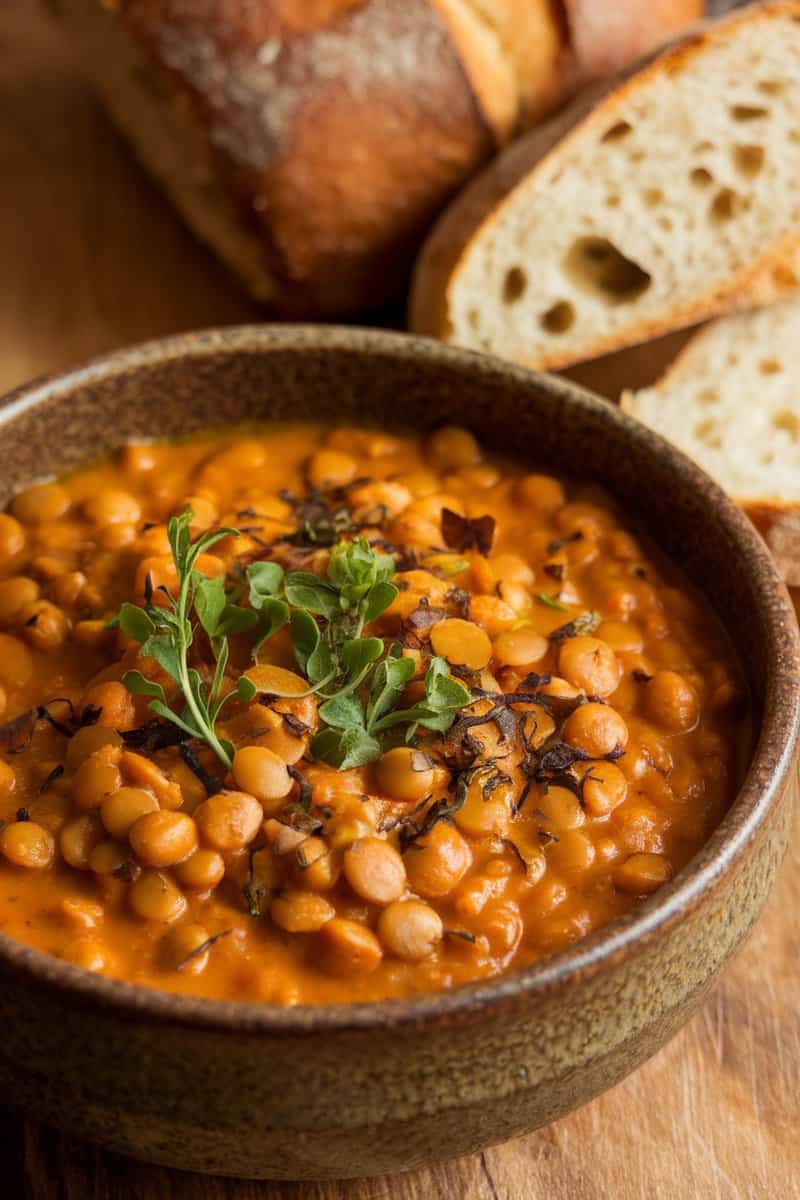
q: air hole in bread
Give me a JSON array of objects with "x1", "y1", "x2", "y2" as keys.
[
  {"x1": 758, "y1": 80, "x2": 785, "y2": 95},
  {"x1": 563, "y1": 238, "x2": 651, "y2": 304},
  {"x1": 698, "y1": 389, "x2": 719, "y2": 406},
  {"x1": 643, "y1": 188, "x2": 663, "y2": 208},
  {"x1": 503, "y1": 267, "x2": 527, "y2": 304},
  {"x1": 710, "y1": 188, "x2": 742, "y2": 223},
  {"x1": 657, "y1": 216, "x2": 673, "y2": 232},
  {"x1": 629, "y1": 149, "x2": 645, "y2": 163},
  {"x1": 467, "y1": 308, "x2": 480, "y2": 331},
  {"x1": 601, "y1": 120, "x2": 633, "y2": 143},
  {"x1": 690, "y1": 167, "x2": 713, "y2": 188},
  {"x1": 733, "y1": 144, "x2": 765, "y2": 176},
  {"x1": 730, "y1": 104, "x2": 769, "y2": 121},
  {"x1": 693, "y1": 141, "x2": 713, "y2": 154},
  {"x1": 761, "y1": 450, "x2": 775, "y2": 465},
  {"x1": 759, "y1": 358, "x2": 781, "y2": 375},
  {"x1": 694, "y1": 418, "x2": 722, "y2": 449},
  {"x1": 606, "y1": 194, "x2": 621, "y2": 208},
  {"x1": 540, "y1": 301, "x2": 576, "y2": 334},
  {"x1": 773, "y1": 411, "x2": 800, "y2": 440}
]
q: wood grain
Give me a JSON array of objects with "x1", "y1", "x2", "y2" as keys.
[{"x1": 4, "y1": 4, "x2": 799, "y2": 1198}]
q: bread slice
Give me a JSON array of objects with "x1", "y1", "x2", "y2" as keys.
[
  {"x1": 623, "y1": 297, "x2": 800, "y2": 584},
  {"x1": 410, "y1": 2, "x2": 800, "y2": 370}
]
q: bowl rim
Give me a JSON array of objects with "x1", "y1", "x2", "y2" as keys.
[{"x1": 1, "y1": 323, "x2": 798, "y2": 1034}]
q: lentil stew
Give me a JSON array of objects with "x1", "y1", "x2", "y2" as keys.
[{"x1": 0, "y1": 424, "x2": 748, "y2": 1004}]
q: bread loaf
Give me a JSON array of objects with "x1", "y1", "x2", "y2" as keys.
[
  {"x1": 623, "y1": 297, "x2": 800, "y2": 584},
  {"x1": 51, "y1": 0, "x2": 701, "y2": 317},
  {"x1": 410, "y1": 2, "x2": 800, "y2": 369}
]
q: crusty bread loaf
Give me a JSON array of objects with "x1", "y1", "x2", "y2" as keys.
[
  {"x1": 410, "y1": 2, "x2": 800, "y2": 370},
  {"x1": 623, "y1": 297, "x2": 800, "y2": 584},
  {"x1": 50, "y1": 0, "x2": 701, "y2": 317}
]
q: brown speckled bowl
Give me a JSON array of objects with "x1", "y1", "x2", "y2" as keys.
[{"x1": 0, "y1": 327, "x2": 796, "y2": 1180}]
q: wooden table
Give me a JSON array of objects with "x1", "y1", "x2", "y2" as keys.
[{"x1": 3, "y1": 5, "x2": 798, "y2": 1198}]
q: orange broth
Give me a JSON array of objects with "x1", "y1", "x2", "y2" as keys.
[{"x1": 0, "y1": 424, "x2": 747, "y2": 1003}]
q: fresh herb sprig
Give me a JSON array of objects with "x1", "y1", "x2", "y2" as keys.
[
  {"x1": 115, "y1": 510, "x2": 472, "y2": 772},
  {"x1": 116, "y1": 512, "x2": 260, "y2": 769}
]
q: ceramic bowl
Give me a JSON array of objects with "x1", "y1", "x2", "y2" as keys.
[{"x1": 0, "y1": 327, "x2": 796, "y2": 1180}]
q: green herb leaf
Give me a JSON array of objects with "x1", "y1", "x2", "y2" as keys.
[
  {"x1": 236, "y1": 676, "x2": 258, "y2": 704},
  {"x1": 366, "y1": 654, "x2": 415, "y2": 728},
  {"x1": 194, "y1": 573, "x2": 227, "y2": 637},
  {"x1": 284, "y1": 572, "x2": 340, "y2": 616},
  {"x1": 317, "y1": 694, "x2": 365, "y2": 730},
  {"x1": 253, "y1": 598, "x2": 290, "y2": 659},
  {"x1": 117, "y1": 603, "x2": 155, "y2": 644},
  {"x1": 290, "y1": 609, "x2": 320, "y2": 671},
  {"x1": 362, "y1": 581, "x2": 399, "y2": 625},
  {"x1": 247, "y1": 561, "x2": 284, "y2": 604},
  {"x1": 121, "y1": 669, "x2": 166, "y2": 702},
  {"x1": 536, "y1": 593, "x2": 569, "y2": 612},
  {"x1": 311, "y1": 725, "x2": 381, "y2": 769},
  {"x1": 139, "y1": 635, "x2": 182, "y2": 684}
]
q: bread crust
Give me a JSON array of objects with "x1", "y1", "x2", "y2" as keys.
[
  {"x1": 54, "y1": 0, "x2": 701, "y2": 317},
  {"x1": 410, "y1": 2, "x2": 800, "y2": 366}
]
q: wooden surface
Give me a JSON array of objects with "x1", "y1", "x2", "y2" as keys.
[{"x1": 3, "y1": 5, "x2": 798, "y2": 1198}]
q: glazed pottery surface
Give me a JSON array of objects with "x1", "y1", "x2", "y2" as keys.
[{"x1": 0, "y1": 327, "x2": 796, "y2": 1179}]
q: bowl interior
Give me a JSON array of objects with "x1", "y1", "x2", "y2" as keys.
[{"x1": 0, "y1": 324, "x2": 796, "y2": 1026}]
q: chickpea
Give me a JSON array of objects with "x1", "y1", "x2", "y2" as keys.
[
  {"x1": 468, "y1": 595, "x2": 517, "y2": 636},
  {"x1": 73, "y1": 619, "x2": 113, "y2": 649},
  {"x1": 430, "y1": 618, "x2": 491, "y2": 670},
  {"x1": 174, "y1": 847, "x2": 225, "y2": 891},
  {"x1": 82, "y1": 681, "x2": 136, "y2": 732},
  {"x1": 270, "y1": 889, "x2": 335, "y2": 933},
  {"x1": 20, "y1": 600, "x2": 69, "y2": 651},
  {"x1": 88, "y1": 840, "x2": 131, "y2": 875},
  {"x1": 453, "y1": 770, "x2": 513, "y2": 837},
  {"x1": 0, "y1": 634, "x2": 33, "y2": 687},
  {"x1": 426, "y1": 426, "x2": 480, "y2": 471},
  {"x1": 614, "y1": 852, "x2": 672, "y2": 894},
  {"x1": 194, "y1": 790, "x2": 263, "y2": 852},
  {"x1": 128, "y1": 870, "x2": 187, "y2": 922},
  {"x1": 536, "y1": 786, "x2": 585, "y2": 832},
  {"x1": 0, "y1": 576, "x2": 39, "y2": 625},
  {"x1": 644, "y1": 671, "x2": 700, "y2": 732},
  {"x1": 0, "y1": 820, "x2": 55, "y2": 869},
  {"x1": 577, "y1": 762, "x2": 628, "y2": 816},
  {"x1": 13, "y1": 482, "x2": 70, "y2": 524},
  {"x1": 101, "y1": 787, "x2": 159, "y2": 839},
  {"x1": 66, "y1": 725, "x2": 123, "y2": 770},
  {"x1": 343, "y1": 837, "x2": 407, "y2": 905},
  {"x1": 375, "y1": 747, "x2": 436, "y2": 803},
  {"x1": 291, "y1": 836, "x2": 339, "y2": 891},
  {"x1": 492, "y1": 627, "x2": 548, "y2": 668},
  {"x1": 129, "y1": 811, "x2": 198, "y2": 867},
  {"x1": 318, "y1": 917, "x2": 383, "y2": 976},
  {"x1": 348, "y1": 480, "x2": 412, "y2": 521},
  {"x1": 548, "y1": 830, "x2": 596, "y2": 873},
  {"x1": 378, "y1": 899, "x2": 443, "y2": 961},
  {"x1": 306, "y1": 449, "x2": 358, "y2": 490},
  {"x1": 134, "y1": 555, "x2": 179, "y2": 604},
  {"x1": 515, "y1": 474, "x2": 565, "y2": 513},
  {"x1": 481, "y1": 900, "x2": 523, "y2": 958},
  {"x1": 59, "y1": 813, "x2": 105, "y2": 869},
  {"x1": 563, "y1": 702, "x2": 628, "y2": 758},
  {"x1": 232, "y1": 746, "x2": 292, "y2": 811},
  {"x1": 165, "y1": 922, "x2": 212, "y2": 975},
  {"x1": 72, "y1": 748, "x2": 122, "y2": 811},
  {"x1": 0, "y1": 513, "x2": 25, "y2": 562},
  {"x1": 122, "y1": 443, "x2": 157, "y2": 473},
  {"x1": 403, "y1": 821, "x2": 471, "y2": 898},
  {"x1": 84, "y1": 489, "x2": 142, "y2": 526},
  {"x1": 558, "y1": 636, "x2": 622, "y2": 698},
  {"x1": 241, "y1": 704, "x2": 308, "y2": 766},
  {"x1": 119, "y1": 751, "x2": 183, "y2": 810},
  {"x1": 490, "y1": 554, "x2": 535, "y2": 588}
]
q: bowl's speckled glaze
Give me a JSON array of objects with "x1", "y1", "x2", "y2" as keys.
[{"x1": 0, "y1": 327, "x2": 796, "y2": 1180}]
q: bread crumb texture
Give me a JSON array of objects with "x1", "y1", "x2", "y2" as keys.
[
  {"x1": 625, "y1": 297, "x2": 800, "y2": 503},
  {"x1": 445, "y1": 5, "x2": 800, "y2": 366}
]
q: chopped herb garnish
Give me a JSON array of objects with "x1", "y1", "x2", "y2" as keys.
[
  {"x1": 535, "y1": 593, "x2": 569, "y2": 612},
  {"x1": 441, "y1": 509, "x2": 496, "y2": 557}
]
